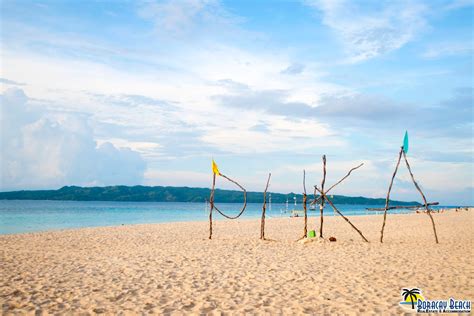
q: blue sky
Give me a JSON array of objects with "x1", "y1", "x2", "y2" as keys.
[{"x1": 1, "y1": 0, "x2": 472, "y2": 204}]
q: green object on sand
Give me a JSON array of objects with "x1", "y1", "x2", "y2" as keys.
[
  {"x1": 307, "y1": 230, "x2": 316, "y2": 238},
  {"x1": 403, "y1": 131, "x2": 409, "y2": 154}
]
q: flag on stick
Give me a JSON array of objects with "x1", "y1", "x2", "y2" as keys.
[
  {"x1": 403, "y1": 131, "x2": 409, "y2": 154},
  {"x1": 212, "y1": 159, "x2": 220, "y2": 176}
]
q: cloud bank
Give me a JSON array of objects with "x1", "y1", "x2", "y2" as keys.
[{"x1": 0, "y1": 88, "x2": 146, "y2": 190}]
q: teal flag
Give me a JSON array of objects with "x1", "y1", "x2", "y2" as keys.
[{"x1": 403, "y1": 131, "x2": 409, "y2": 153}]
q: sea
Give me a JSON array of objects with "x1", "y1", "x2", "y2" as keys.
[{"x1": 0, "y1": 200, "x2": 456, "y2": 234}]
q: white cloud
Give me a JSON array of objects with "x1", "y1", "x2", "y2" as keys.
[
  {"x1": 422, "y1": 41, "x2": 473, "y2": 59},
  {"x1": 397, "y1": 157, "x2": 473, "y2": 192},
  {"x1": 137, "y1": 0, "x2": 241, "y2": 37},
  {"x1": 442, "y1": 0, "x2": 474, "y2": 11},
  {"x1": 0, "y1": 88, "x2": 146, "y2": 190},
  {"x1": 199, "y1": 118, "x2": 339, "y2": 154},
  {"x1": 0, "y1": 78, "x2": 26, "y2": 86},
  {"x1": 96, "y1": 138, "x2": 163, "y2": 159},
  {"x1": 281, "y1": 63, "x2": 305, "y2": 75},
  {"x1": 144, "y1": 169, "x2": 210, "y2": 187},
  {"x1": 306, "y1": 0, "x2": 428, "y2": 63}
]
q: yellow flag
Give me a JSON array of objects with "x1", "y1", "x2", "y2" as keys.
[{"x1": 212, "y1": 159, "x2": 220, "y2": 176}]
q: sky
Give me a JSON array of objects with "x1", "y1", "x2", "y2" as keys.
[{"x1": 0, "y1": 0, "x2": 473, "y2": 205}]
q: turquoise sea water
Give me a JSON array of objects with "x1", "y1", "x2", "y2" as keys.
[{"x1": 0, "y1": 200, "x2": 454, "y2": 234}]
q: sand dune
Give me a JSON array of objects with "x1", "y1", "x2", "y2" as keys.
[{"x1": 1, "y1": 210, "x2": 472, "y2": 315}]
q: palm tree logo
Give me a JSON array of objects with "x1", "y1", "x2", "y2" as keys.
[{"x1": 401, "y1": 288, "x2": 422, "y2": 309}]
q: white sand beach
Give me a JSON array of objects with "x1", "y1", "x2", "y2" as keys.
[{"x1": 1, "y1": 210, "x2": 472, "y2": 315}]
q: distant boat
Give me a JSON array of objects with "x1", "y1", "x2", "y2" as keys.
[
  {"x1": 290, "y1": 196, "x2": 306, "y2": 217},
  {"x1": 290, "y1": 210, "x2": 305, "y2": 217}
]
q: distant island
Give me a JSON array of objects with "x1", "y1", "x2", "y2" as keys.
[{"x1": 0, "y1": 185, "x2": 419, "y2": 205}]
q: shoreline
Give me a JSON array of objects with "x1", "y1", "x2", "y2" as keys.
[{"x1": 0, "y1": 206, "x2": 469, "y2": 236}]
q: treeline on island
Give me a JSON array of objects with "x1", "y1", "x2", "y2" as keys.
[{"x1": 0, "y1": 185, "x2": 419, "y2": 205}]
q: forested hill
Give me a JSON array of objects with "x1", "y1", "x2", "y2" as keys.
[{"x1": 0, "y1": 185, "x2": 419, "y2": 205}]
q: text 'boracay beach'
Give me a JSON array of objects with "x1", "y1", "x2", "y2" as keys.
[{"x1": 1, "y1": 0, "x2": 473, "y2": 315}]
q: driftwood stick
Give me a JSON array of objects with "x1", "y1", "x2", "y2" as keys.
[
  {"x1": 311, "y1": 163, "x2": 364, "y2": 205},
  {"x1": 325, "y1": 163, "x2": 363, "y2": 196},
  {"x1": 209, "y1": 173, "x2": 216, "y2": 239},
  {"x1": 402, "y1": 151, "x2": 439, "y2": 244},
  {"x1": 260, "y1": 173, "x2": 271, "y2": 240},
  {"x1": 303, "y1": 170, "x2": 308, "y2": 238},
  {"x1": 367, "y1": 202, "x2": 439, "y2": 211},
  {"x1": 319, "y1": 155, "x2": 327, "y2": 238},
  {"x1": 213, "y1": 173, "x2": 247, "y2": 219},
  {"x1": 315, "y1": 187, "x2": 369, "y2": 242},
  {"x1": 380, "y1": 147, "x2": 403, "y2": 243}
]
